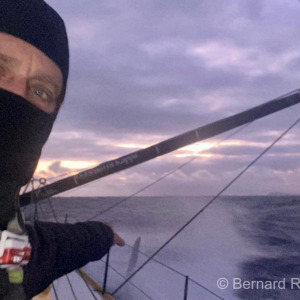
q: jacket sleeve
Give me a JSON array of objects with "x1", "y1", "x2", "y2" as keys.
[{"x1": 23, "y1": 221, "x2": 114, "y2": 299}]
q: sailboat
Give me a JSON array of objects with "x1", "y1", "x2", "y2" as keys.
[{"x1": 21, "y1": 89, "x2": 300, "y2": 299}]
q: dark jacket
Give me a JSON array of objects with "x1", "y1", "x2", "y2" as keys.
[{"x1": 23, "y1": 221, "x2": 114, "y2": 299}]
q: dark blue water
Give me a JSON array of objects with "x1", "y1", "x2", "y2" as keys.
[
  {"x1": 25, "y1": 195, "x2": 300, "y2": 299},
  {"x1": 227, "y1": 196, "x2": 300, "y2": 300}
]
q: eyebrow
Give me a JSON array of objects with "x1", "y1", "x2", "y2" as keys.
[
  {"x1": 0, "y1": 51, "x2": 62, "y2": 101},
  {"x1": 30, "y1": 73, "x2": 61, "y2": 94}
]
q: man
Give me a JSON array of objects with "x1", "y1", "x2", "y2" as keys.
[{"x1": 0, "y1": 0, "x2": 124, "y2": 299}]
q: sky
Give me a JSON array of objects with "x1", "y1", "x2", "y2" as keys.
[{"x1": 35, "y1": 0, "x2": 300, "y2": 196}]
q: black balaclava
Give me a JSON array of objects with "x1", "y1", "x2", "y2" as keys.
[
  {"x1": 0, "y1": 0, "x2": 69, "y2": 297},
  {"x1": 0, "y1": 0, "x2": 69, "y2": 225}
]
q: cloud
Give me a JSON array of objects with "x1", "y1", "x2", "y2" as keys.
[{"x1": 42, "y1": 0, "x2": 300, "y2": 196}]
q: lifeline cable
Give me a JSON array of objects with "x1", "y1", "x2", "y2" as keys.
[
  {"x1": 74, "y1": 271, "x2": 98, "y2": 300},
  {"x1": 97, "y1": 259, "x2": 155, "y2": 300},
  {"x1": 51, "y1": 283, "x2": 59, "y2": 300},
  {"x1": 61, "y1": 275, "x2": 77, "y2": 300},
  {"x1": 123, "y1": 243, "x2": 225, "y2": 300},
  {"x1": 112, "y1": 116, "x2": 300, "y2": 295}
]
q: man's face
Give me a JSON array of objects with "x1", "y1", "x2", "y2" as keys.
[{"x1": 0, "y1": 32, "x2": 63, "y2": 114}]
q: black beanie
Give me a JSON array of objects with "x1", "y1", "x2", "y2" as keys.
[{"x1": 0, "y1": 0, "x2": 69, "y2": 99}]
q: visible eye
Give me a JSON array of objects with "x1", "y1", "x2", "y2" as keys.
[
  {"x1": 29, "y1": 86, "x2": 54, "y2": 103},
  {"x1": 27, "y1": 77, "x2": 59, "y2": 113},
  {"x1": 27, "y1": 85, "x2": 57, "y2": 114},
  {"x1": 32, "y1": 87, "x2": 46, "y2": 98}
]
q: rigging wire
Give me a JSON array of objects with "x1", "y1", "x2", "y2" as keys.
[
  {"x1": 34, "y1": 195, "x2": 221, "y2": 300},
  {"x1": 22, "y1": 178, "x2": 46, "y2": 219},
  {"x1": 29, "y1": 189, "x2": 223, "y2": 300},
  {"x1": 86, "y1": 122, "x2": 252, "y2": 222},
  {"x1": 20, "y1": 180, "x2": 31, "y2": 207},
  {"x1": 38, "y1": 201, "x2": 48, "y2": 221},
  {"x1": 33, "y1": 180, "x2": 42, "y2": 221},
  {"x1": 111, "y1": 116, "x2": 300, "y2": 295},
  {"x1": 20, "y1": 178, "x2": 34, "y2": 214},
  {"x1": 47, "y1": 197, "x2": 59, "y2": 223},
  {"x1": 123, "y1": 243, "x2": 225, "y2": 300}
]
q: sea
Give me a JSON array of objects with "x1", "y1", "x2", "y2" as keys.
[{"x1": 24, "y1": 195, "x2": 300, "y2": 300}]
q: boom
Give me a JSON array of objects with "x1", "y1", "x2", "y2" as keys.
[{"x1": 20, "y1": 90, "x2": 300, "y2": 206}]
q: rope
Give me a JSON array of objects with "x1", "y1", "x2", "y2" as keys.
[
  {"x1": 112, "y1": 116, "x2": 300, "y2": 295},
  {"x1": 86, "y1": 123, "x2": 251, "y2": 222}
]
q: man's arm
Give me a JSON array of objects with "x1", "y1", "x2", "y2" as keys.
[{"x1": 23, "y1": 221, "x2": 115, "y2": 299}]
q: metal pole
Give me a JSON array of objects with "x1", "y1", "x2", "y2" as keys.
[
  {"x1": 184, "y1": 276, "x2": 189, "y2": 300},
  {"x1": 102, "y1": 250, "x2": 110, "y2": 294}
]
